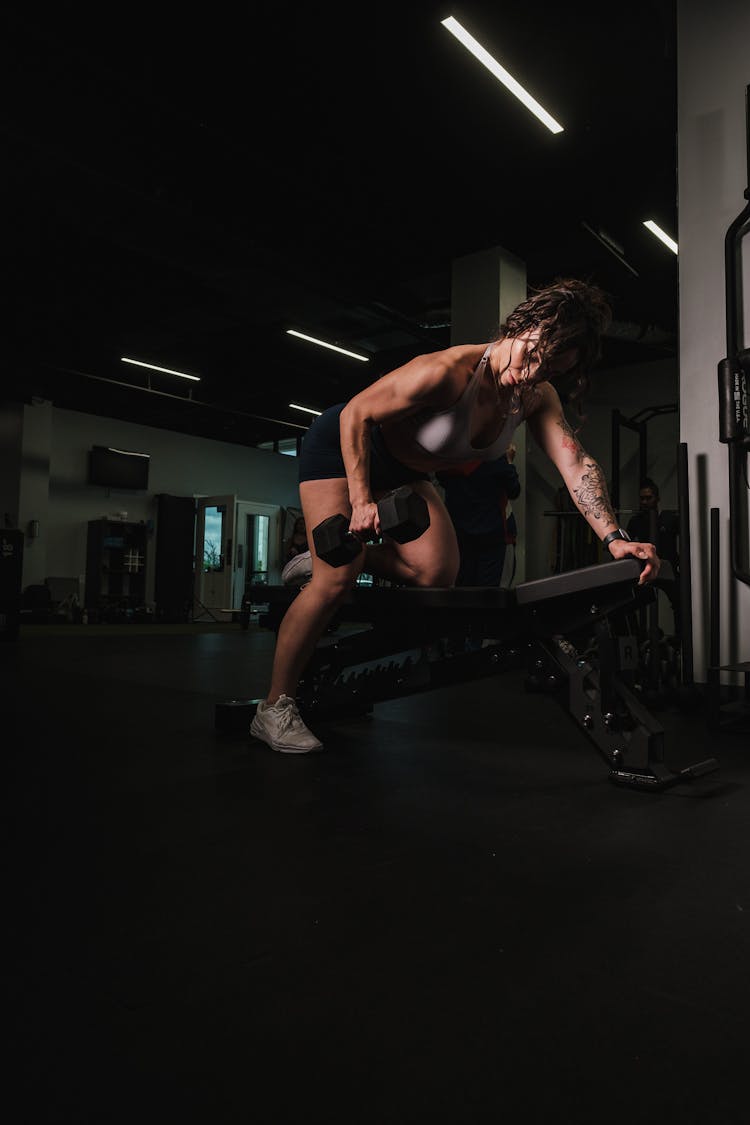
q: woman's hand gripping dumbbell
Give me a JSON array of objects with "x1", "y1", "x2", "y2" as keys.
[{"x1": 312, "y1": 486, "x2": 431, "y2": 567}]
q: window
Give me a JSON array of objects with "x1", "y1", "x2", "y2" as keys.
[
  {"x1": 257, "y1": 438, "x2": 298, "y2": 457},
  {"x1": 203, "y1": 506, "x2": 224, "y2": 571}
]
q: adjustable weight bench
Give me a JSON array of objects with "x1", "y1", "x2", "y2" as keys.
[{"x1": 223, "y1": 559, "x2": 718, "y2": 792}]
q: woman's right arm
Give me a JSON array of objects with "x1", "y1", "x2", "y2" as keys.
[{"x1": 338, "y1": 348, "x2": 466, "y2": 538}]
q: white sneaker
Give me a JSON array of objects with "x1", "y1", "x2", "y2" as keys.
[
  {"x1": 282, "y1": 550, "x2": 313, "y2": 586},
  {"x1": 250, "y1": 694, "x2": 323, "y2": 753}
]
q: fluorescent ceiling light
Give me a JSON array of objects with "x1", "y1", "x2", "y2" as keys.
[
  {"x1": 441, "y1": 16, "x2": 563, "y2": 135},
  {"x1": 108, "y1": 447, "x2": 150, "y2": 458},
  {"x1": 286, "y1": 329, "x2": 370, "y2": 362},
  {"x1": 289, "y1": 403, "x2": 323, "y2": 416},
  {"x1": 121, "y1": 357, "x2": 201, "y2": 381},
  {"x1": 643, "y1": 220, "x2": 678, "y2": 255}
]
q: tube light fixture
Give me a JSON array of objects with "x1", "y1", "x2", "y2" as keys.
[
  {"x1": 286, "y1": 329, "x2": 370, "y2": 362},
  {"x1": 121, "y1": 357, "x2": 201, "y2": 381},
  {"x1": 441, "y1": 16, "x2": 564, "y2": 135},
  {"x1": 289, "y1": 403, "x2": 323, "y2": 417},
  {"x1": 108, "y1": 447, "x2": 150, "y2": 458},
  {"x1": 643, "y1": 220, "x2": 678, "y2": 255}
]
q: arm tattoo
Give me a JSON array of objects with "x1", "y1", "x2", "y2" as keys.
[
  {"x1": 573, "y1": 460, "x2": 616, "y2": 523},
  {"x1": 557, "y1": 415, "x2": 584, "y2": 459}
]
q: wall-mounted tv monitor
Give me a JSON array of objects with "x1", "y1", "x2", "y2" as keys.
[{"x1": 88, "y1": 445, "x2": 150, "y2": 490}]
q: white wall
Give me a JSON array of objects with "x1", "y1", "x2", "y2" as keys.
[
  {"x1": 19, "y1": 401, "x2": 303, "y2": 598},
  {"x1": 677, "y1": 0, "x2": 750, "y2": 682}
]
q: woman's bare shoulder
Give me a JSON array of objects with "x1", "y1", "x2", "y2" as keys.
[
  {"x1": 414, "y1": 343, "x2": 487, "y2": 381},
  {"x1": 350, "y1": 342, "x2": 489, "y2": 420},
  {"x1": 439, "y1": 343, "x2": 489, "y2": 366}
]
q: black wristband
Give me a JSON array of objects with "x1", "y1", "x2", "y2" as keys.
[{"x1": 602, "y1": 528, "x2": 631, "y2": 552}]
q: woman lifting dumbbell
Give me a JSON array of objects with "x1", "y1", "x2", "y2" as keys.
[{"x1": 251, "y1": 277, "x2": 661, "y2": 753}]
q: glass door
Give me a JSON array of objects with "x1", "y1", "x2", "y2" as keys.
[
  {"x1": 233, "y1": 501, "x2": 281, "y2": 606},
  {"x1": 194, "y1": 494, "x2": 236, "y2": 620}
]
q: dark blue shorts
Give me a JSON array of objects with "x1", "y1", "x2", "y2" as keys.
[{"x1": 298, "y1": 403, "x2": 429, "y2": 492}]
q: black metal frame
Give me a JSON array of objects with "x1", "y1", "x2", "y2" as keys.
[{"x1": 610, "y1": 404, "x2": 678, "y2": 515}]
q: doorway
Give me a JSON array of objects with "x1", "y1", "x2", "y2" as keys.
[{"x1": 194, "y1": 496, "x2": 281, "y2": 620}]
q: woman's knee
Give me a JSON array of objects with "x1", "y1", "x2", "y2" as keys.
[{"x1": 308, "y1": 564, "x2": 360, "y2": 602}]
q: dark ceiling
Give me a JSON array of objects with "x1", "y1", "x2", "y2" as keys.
[{"x1": 3, "y1": 2, "x2": 679, "y2": 449}]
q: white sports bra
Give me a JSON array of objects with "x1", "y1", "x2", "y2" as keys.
[{"x1": 409, "y1": 343, "x2": 525, "y2": 462}]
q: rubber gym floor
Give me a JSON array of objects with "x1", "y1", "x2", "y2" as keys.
[{"x1": 6, "y1": 620, "x2": 750, "y2": 1125}]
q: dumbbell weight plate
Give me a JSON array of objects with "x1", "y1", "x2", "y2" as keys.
[
  {"x1": 313, "y1": 513, "x2": 363, "y2": 568},
  {"x1": 377, "y1": 486, "x2": 430, "y2": 544},
  {"x1": 215, "y1": 698, "x2": 259, "y2": 732}
]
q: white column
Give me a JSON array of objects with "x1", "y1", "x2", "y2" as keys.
[{"x1": 450, "y1": 246, "x2": 528, "y2": 580}]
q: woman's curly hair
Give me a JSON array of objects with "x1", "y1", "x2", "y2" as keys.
[{"x1": 499, "y1": 277, "x2": 612, "y2": 407}]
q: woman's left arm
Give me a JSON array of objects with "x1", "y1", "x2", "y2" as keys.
[{"x1": 527, "y1": 384, "x2": 660, "y2": 584}]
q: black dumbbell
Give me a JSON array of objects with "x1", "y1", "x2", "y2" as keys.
[{"x1": 313, "y1": 486, "x2": 431, "y2": 567}]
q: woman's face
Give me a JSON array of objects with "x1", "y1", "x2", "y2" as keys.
[{"x1": 497, "y1": 330, "x2": 579, "y2": 388}]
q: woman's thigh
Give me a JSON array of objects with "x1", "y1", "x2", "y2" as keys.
[
  {"x1": 299, "y1": 477, "x2": 364, "y2": 589},
  {"x1": 378, "y1": 479, "x2": 460, "y2": 587}
]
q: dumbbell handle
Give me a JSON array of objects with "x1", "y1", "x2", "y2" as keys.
[
  {"x1": 340, "y1": 527, "x2": 366, "y2": 546},
  {"x1": 344, "y1": 504, "x2": 382, "y2": 543},
  {"x1": 350, "y1": 496, "x2": 377, "y2": 522},
  {"x1": 331, "y1": 521, "x2": 385, "y2": 552}
]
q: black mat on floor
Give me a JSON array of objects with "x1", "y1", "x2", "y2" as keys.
[{"x1": 5, "y1": 628, "x2": 750, "y2": 1124}]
